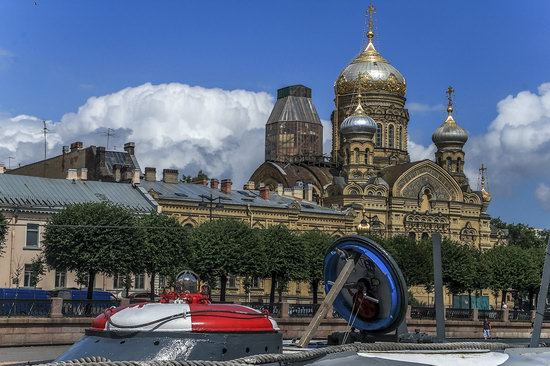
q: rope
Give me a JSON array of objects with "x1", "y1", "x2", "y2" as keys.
[{"x1": 39, "y1": 341, "x2": 516, "y2": 366}]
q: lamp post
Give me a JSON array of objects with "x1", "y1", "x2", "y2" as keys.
[
  {"x1": 198, "y1": 194, "x2": 224, "y2": 221},
  {"x1": 356, "y1": 208, "x2": 383, "y2": 236}
]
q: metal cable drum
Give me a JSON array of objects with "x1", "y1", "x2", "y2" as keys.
[{"x1": 323, "y1": 235, "x2": 408, "y2": 333}]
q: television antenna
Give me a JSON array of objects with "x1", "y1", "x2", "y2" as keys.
[{"x1": 98, "y1": 128, "x2": 116, "y2": 150}]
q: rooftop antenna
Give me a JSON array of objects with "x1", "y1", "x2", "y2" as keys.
[
  {"x1": 7, "y1": 156, "x2": 15, "y2": 169},
  {"x1": 42, "y1": 120, "x2": 50, "y2": 177},
  {"x1": 99, "y1": 128, "x2": 116, "y2": 150}
]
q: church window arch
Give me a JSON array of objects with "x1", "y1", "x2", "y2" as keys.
[
  {"x1": 397, "y1": 126, "x2": 402, "y2": 149},
  {"x1": 377, "y1": 191, "x2": 383, "y2": 196},
  {"x1": 367, "y1": 190, "x2": 374, "y2": 196},
  {"x1": 349, "y1": 188, "x2": 359, "y2": 195},
  {"x1": 408, "y1": 232, "x2": 416, "y2": 240},
  {"x1": 376, "y1": 123, "x2": 383, "y2": 147},
  {"x1": 421, "y1": 232, "x2": 430, "y2": 241},
  {"x1": 446, "y1": 157, "x2": 452, "y2": 171},
  {"x1": 457, "y1": 157, "x2": 463, "y2": 173},
  {"x1": 388, "y1": 125, "x2": 395, "y2": 148},
  {"x1": 354, "y1": 148, "x2": 360, "y2": 164},
  {"x1": 364, "y1": 149, "x2": 369, "y2": 164}
]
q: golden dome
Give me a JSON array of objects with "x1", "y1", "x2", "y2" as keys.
[
  {"x1": 335, "y1": 8, "x2": 406, "y2": 97},
  {"x1": 481, "y1": 188, "x2": 492, "y2": 202}
]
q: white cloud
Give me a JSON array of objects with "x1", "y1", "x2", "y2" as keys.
[
  {"x1": 0, "y1": 83, "x2": 274, "y2": 186},
  {"x1": 536, "y1": 183, "x2": 550, "y2": 210},
  {"x1": 466, "y1": 82, "x2": 550, "y2": 194},
  {"x1": 321, "y1": 119, "x2": 332, "y2": 155},
  {"x1": 408, "y1": 139, "x2": 435, "y2": 161},
  {"x1": 407, "y1": 102, "x2": 444, "y2": 113}
]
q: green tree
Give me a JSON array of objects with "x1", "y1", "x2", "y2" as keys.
[
  {"x1": 43, "y1": 202, "x2": 143, "y2": 300},
  {"x1": 491, "y1": 217, "x2": 545, "y2": 248},
  {"x1": 260, "y1": 225, "x2": 306, "y2": 305},
  {"x1": 189, "y1": 219, "x2": 263, "y2": 302},
  {"x1": 0, "y1": 212, "x2": 7, "y2": 257},
  {"x1": 441, "y1": 240, "x2": 478, "y2": 306},
  {"x1": 300, "y1": 230, "x2": 334, "y2": 304},
  {"x1": 137, "y1": 212, "x2": 188, "y2": 300},
  {"x1": 383, "y1": 236, "x2": 433, "y2": 291},
  {"x1": 29, "y1": 254, "x2": 46, "y2": 288}
]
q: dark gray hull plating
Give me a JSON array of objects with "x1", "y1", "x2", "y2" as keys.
[{"x1": 56, "y1": 330, "x2": 283, "y2": 362}]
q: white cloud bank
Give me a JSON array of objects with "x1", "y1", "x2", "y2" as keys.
[
  {"x1": 0, "y1": 83, "x2": 274, "y2": 185},
  {"x1": 3, "y1": 81, "x2": 550, "y2": 210}
]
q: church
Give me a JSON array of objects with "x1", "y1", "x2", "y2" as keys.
[{"x1": 249, "y1": 6, "x2": 504, "y2": 249}]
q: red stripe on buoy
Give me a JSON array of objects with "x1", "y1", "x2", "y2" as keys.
[{"x1": 189, "y1": 304, "x2": 276, "y2": 333}]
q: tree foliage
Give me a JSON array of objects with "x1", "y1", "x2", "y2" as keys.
[
  {"x1": 137, "y1": 212, "x2": 188, "y2": 300},
  {"x1": 189, "y1": 219, "x2": 264, "y2": 302},
  {"x1": 43, "y1": 202, "x2": 143, "y2": 299},
  {"x1": 30, "y1": 254, "x2": 46, "y2": 288},
  {"x1": 383, "y1": 236, "x2": 433, "y2": 291},
  {"x1": 299, "y1": 230, "x2": 333, "y2": 304},
  {"x1": 259, "y1": 225, "x2": 306, "y2": 304},
  {"x1": 491, "y1": 217, "x2": 546, "y2": 248}
]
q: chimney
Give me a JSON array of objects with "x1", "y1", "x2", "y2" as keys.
[
  {"x1": 124, "y1": 142, "x2": 135, "y2": 155},
  {"x1": 304, "y1": 183, "x2": 313, "y2": 202},
  {"x1": 66, "y1": 168, "x2": 78, "y2": 180},
  {"x1": 70, "y1": 141, "x2": 83, "y2": 152},
  {"x1": 243, "y1": 181, "x2": 255, "y2": 190},
  {"x1": 191, "y1": 177, "x2": 208, "y2": 185},
  {"x1": 113, "y1": 164, "x2": 122, "y2": 182},
  {"x1": 292, "y1": 185, "x2": 304, "y2": 200},
  {"x1": 210, "y1": 178, "x2": 219, "y2": 190},
  {"x1": 144, "y1": 167, "x2": 156, "y2": 182},
  {"x1": 132, "y1": 169, "x2": 140, "y2": 186},
  {"x1": 0, "y1": 164, "x2": 5, "y2": 174},
  {"x1": 79, "y1": 168, "x2": 88, "y2": 181},
  {"x1": 62, "y1": 146, "x2": 69, "y2": 154},
  {"x1": 162, "y1": 169, "x2": 179, "y2": 184},
  {"x1": 259, "y1": 186, "x2": 270, "y2": 200},
  {"x1": 276, "y1": 183, "x2": 284, "y2": 196},
  {"x1": 220, "y1": 179, "x2": 232, "y2": 194}
]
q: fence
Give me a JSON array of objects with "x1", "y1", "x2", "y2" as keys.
[
  {"x1": 446, "y1": 308, "x2": 473, "y2": 320},
  {"x1": 62, "y1": 300, "x2": 120, "y2": 317},
  {"x1": 241, "y1": 302, "x2": 281, "y2": 317},
  {"x1": 288, "y1": 304, "x2": 320, "y2": 317},
  {"x1": 0, "y1": 299, "x2": 52, "y2": 317},
  {"x1": 410, "y1": 307, "x2": 437, "y2": 320}
]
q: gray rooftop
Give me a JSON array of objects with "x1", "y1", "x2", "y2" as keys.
[
  {"x1": 0, "y1": 174, "x2": 156, "y2": 212},
  {"x1": 141, "y1": 180, "x2": 347, "y2": 216}
]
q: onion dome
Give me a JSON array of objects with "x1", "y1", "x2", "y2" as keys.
[
  {"x1": 335, "y1": 5, "x2": 406, "y2": 96},
  {"x1": 481, "y1": 188, "x2": 492, "y2": 203},
  {"x1": 432, "y1": 87, "x2": 468, "y2": 146},
  {"x1": 340, "y1": 100, "x2": 377, "y2": 137}
]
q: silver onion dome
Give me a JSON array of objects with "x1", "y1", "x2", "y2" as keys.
[
  {"x1": 432, "y1": 105, "x2": 468, "y2": 146},
  {"x1": 340, "y1": 102, "x2": 377, "y2": 136}
]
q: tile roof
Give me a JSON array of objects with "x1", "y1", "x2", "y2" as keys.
[
  {"x1": 140, "y1": 180, "x2": 347, "y2": 216},
  {"x1": 0, "y1": 174, "x2": 156, "y2": 212}
]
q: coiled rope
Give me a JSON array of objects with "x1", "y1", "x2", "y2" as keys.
[{"x1": 39, "y1": 341, "x2": 515, "y2": 366}]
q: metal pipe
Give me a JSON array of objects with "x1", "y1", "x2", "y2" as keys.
[
  {"x1": 530, "y1": 236, "x2": 550, "y2": 347},
  {"x1": 432, "y1": 233, "x2": 445, "y2": 341}
]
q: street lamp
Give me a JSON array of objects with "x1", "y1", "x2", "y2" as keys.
[
  {"x1": 356, "y1": 208, "x2": 383, "y2": 235},
  {"x1": 198, "y1": 194, "x2": 224, "y2": 221}
]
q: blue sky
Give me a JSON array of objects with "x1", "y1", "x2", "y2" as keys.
[{"x1": 1, "y1": 0, "x2": 550, "y2": 227}]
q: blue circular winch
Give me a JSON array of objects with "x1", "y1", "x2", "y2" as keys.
[{"x1": 324, "y1": 235, "x2": 407, "y2": 333}]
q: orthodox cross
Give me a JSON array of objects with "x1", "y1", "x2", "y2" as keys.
[
  {"x1": 366, "y1": 3, "x2": 375, "y2": 41},
  {"x1": 446, "y1": 86, "x2": 454, "y2": 108}
]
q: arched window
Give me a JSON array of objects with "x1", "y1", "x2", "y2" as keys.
[
  {"x1": 398, "y1": 126, "x2": 402, "y2": 150},
  {"x1": 376, "y1": 124, "x2": 382, "y2": 147},
  {"x1": 354, "y1": 148, "x2": 359, "y2": 164},
  {"x1": 421, "y1": 232, "x2": 430, "y2": 241},
  {"x1": 446, "y1": 157, "x2": 452, "y2": 171},
  {"x1": 457, "y1": 157, "x2": 462, "y2": 173},
  {"x1": 408, "y1": 232, "x2": 416, "y2": 240},
  {"x1": 364, "y1": 149, "x2": 369, "y2": 164},
  {"x1": 388, "y1": 125, "x2": 395, "y2": 148}
]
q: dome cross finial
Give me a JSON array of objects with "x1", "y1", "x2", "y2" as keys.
[
  {"x1": 446, "y1": 85, "x2": 455, "y2": 115},
  {"x1": 366, "y1": 3, "x2": 376, "y2": 43}
]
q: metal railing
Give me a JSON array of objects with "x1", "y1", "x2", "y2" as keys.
[
  {"x1": 241, "y1": 302, "x2": 281, "y2": 317},
  {"x1": 478, "y1": 309, "x2": 503, "y2": 321},
  {"x1": 288, "y1": 304, "x2": 320, "y2": 317},
  {"x1": 446, "y1": 308, "x2": 473, "y2": 320},
  {"x1": 0, "y1": 299, "x2": 52, "y2": 317},
  {"x1": 62, "y1": 300, "x2": 120, "y2": 317},
  {"x1": 410, "y1": 306, "x2": 436, "y2": 320},
  {"x1": 508, "y1": 310, "x2": 532, "y2": 322}
]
